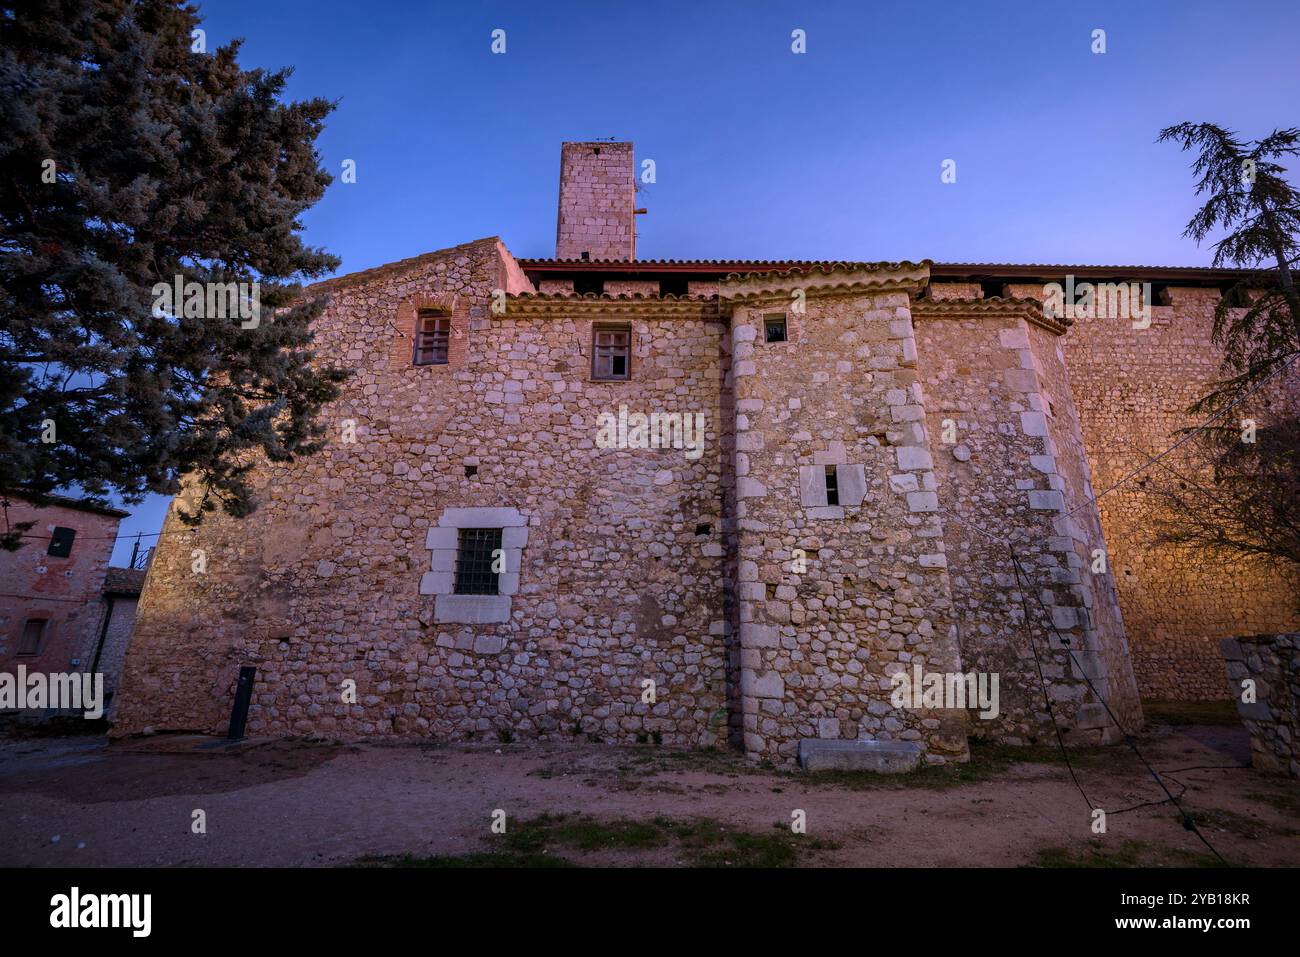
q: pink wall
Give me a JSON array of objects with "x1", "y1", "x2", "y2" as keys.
[{"x1": 0, "y1": 499, "x2": 122, "y2": 676}]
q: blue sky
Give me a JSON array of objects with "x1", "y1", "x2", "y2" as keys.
[{"x1": 108, "y1": 0, "x2": 1300, "y2": 561}]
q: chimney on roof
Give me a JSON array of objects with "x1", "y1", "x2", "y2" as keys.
[{"x1": 556, "y1": 141, "x2": 635, "y2": 262}]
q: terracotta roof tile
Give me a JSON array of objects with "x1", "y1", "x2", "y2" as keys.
[{"x1": 103, "y1": 566, "x2": 146, "y2": 596}]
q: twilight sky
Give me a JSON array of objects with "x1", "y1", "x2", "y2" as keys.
[{"x1": 108, "y1": 0, "x2": 1300, "y2": 561}]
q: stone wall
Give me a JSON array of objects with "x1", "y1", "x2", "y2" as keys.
[
  {"x1": 114, "y1": 250, "x2": 1152, "y2": 766},
  {"x1": 724, "y1": 265, "x2": 968, "y2": 765},
  {"x1": 914, "y1": 299, "x2": 1140, "y2": 744},
  {"x1": 114, "y1": 237, "x2": 734, "y2": 746},
  {"x1": 1220, "y1": 634, "x2": 1299, "y2": 778},
  {"x1": 1001, "y1": 282, "x2": 1300, "y2": 700},
  {"x1": 97, "y1": 591, "x2": 140, "y2": 706}
]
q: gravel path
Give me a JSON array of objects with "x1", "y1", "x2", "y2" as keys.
[{"x1": 1, "y1": 722, "x2": 1295, "y2": 867}]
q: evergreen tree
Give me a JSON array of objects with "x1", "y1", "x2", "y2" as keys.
[
  {"x1": 1, "y1": 0, "x2": 348, "y2": 548},
  {"x1": 1154, "y1": 123, "x2": 1300, "y2": 569},
  {"x1": 1158, "y1": 122, "x2": 1300, "y2": 410}
]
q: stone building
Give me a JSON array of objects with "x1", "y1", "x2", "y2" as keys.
[{"x1": 112, "y1": 142, "x2": 1299, "y2": 765}]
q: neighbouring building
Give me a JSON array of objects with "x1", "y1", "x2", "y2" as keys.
[
  {"x1": 97, "y1": 565, "x2": 147, "y2": 712},
  {"x1": 112, "y1": 142, "x2": 1300, "y2": 765},
  {"x1": 1, "y1": 495, "x2": 144, "y2": 716}
]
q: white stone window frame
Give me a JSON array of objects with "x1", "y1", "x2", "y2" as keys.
[
  {"x1": 799, "y1": 463, "x2": 867, "y2": 519},
  {"x1": 422, "y1": 507, "x2": 528, "y2": 624}
]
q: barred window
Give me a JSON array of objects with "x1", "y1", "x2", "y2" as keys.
[
  {"x1": 17, "y1": 618, "x2": 48, "y2": 656},
  {"x1": 592, "y1": 325, "x2": 631, "y2": 380},
  {"x1": 414, "y1": 310, "x2": 450, "y2": 365},
  {"x1": 454, "y1": 528, "x2": 502, "y2": 595}
]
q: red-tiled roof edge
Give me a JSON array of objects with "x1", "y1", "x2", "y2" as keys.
[
  {"x1": 103, "y1": 566, "x2": 147, "y2": 597},
  {"x1": 931, "y1": 262, "x2": 1259, "y2": 281},
  {"x1": 518, "y1": 258, "x2": 1262, "y2": 281},
  {"x1": 4, "y1": 491, "x2": 130, "y2": 519}
]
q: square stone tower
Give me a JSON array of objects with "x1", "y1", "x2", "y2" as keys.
[{"x1": 555, "y1": 141, "x2": 635, "y2": 261}]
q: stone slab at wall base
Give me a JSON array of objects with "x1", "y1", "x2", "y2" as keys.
[
  {"x1": 1220, "y1": 634, "x2": 1300, "y2": 778},
  {"x1": 798, "y1": 739, "x2": 923, "y2": 773}
]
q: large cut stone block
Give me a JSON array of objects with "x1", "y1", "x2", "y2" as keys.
[
  {"x1": 836, "y1": 463, "x2": 867, "y2": 507},
  {"x1": 435, "y1": 594, "x2": 512, "y2": 624},
  {"x1": 438, "y1": 507, "x2": 526, "y2": 527},
  {"x1": 500, "y1": 526, "x2": 529, "y2": 548},
  {"x1": 426, "y1": 526, "x2": 459, "y2": 549},
  {"x1": 428, "y1": 549, "x2": 458, "y2": 572},
  {"x1": 741, "y1": 668, "x2": 784, "y2": 699},
  {"x1": 896, "y1": 447, "x2": 933, "y2": 471},
  {"x1": 798, "y1": 739, "x2": 923, "y2": 773},
  {"x1": 742, "y1": 623, "x2": 780, "y2": 648},
  {"x1": 420, "y1": 571, "x2": 453, "y2": 595},
  {"x1": 798, "y1": 465, "x2": 826, "y2": 506},
  {"x1": 1028, "y1": 489, "x2": 1065, "y2": 512}
]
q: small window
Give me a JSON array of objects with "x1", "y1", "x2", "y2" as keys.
[
  {"x1": 47, "y1": 526, "x2": 76, "y2": 558},
  {"x1": 764, "y1": 315, "x2": 788, "y2": 343},
  {"x1": 454, "y1": 528, "x2": 503, "y2": 595},
  {"x1": 592, "y1": 325, "x2": 631, "y2": 380},
  {"x1": 824, "y1": 465, "x2": 839, "y2": 506},
  {"x1": 413, "y1": 310, "x2": 450, "y2": 366},
  {"x1": 17, "y1": 618, "x2": 48, "y2": 656},
  {"x1": 574, "y1": 274, "x2": 604, "y2": 295},
  {"x1": 659, "y1": 277, "x2": 689, "y2": 297}
]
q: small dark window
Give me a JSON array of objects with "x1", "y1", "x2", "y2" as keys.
[
  {"x1": 659, "y1": 277, "x2": 689, "y2": 297},
  {"x1": 413, "y1": 310, "x2": 450, "y2": 366},
  {"x1": 17, "y1": 618, "x2": 47, "y2": 656},
  {"x1": 454, "y1": 528, "x2": 503, "y2": 595},
  {"x1": 593, "y1": 325, "x2": 631, "y2": 380},
  {"x1": 695, "y1": 523, "x2": 712, "y2": 536},
  {"x1": 764, "y1": 315, "x2": 788, "y2": 343},
  {"x1": 574, "y1": 274, "x2": 604, "y2": 295},
  {"x1": 824, "y1": 465, "x2": 839, "y2": 506},
  {"x1": 47, "y1": 526, "x2": 75, "y2": 558},
  {"x1": 464, "y1": 465, "x2": 478, "y2": 478}
]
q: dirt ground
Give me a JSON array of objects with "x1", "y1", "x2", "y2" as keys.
[{"x1": 1, "y1": 707, "x2": 1297, "y2": 867}]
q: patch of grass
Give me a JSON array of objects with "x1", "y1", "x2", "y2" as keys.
[
  {"x1": 1143, "y1": 699, "x2": 1241, "y2": 727},
  {"x1": 666, "y1": 817, "x2": 839, "y2": 868},
  {"x1": 354, "y1": 851, "x2": 573, "y2": 868},
  {"x1": 1246, "y1": 789, "x2": 1300, "y2": 815},
  {"x1": 611, "y1": 745, "x2": 747, "y2": 778},
  {"x1": 1030, "y1": 838, "x2": 1222, "y2": 868},
  {"x1": 504, "y1": 813, "x2": 668, "y2": 853},
  {"x1": 691, "y1": 830, "x2": 799, "y2": 868},
  {"x1": 493, "y1": 813, "x2": 837, "y2": 867},
  {"x1": 1186, "y1": 805, "x2": 1300, "y2": 839}
]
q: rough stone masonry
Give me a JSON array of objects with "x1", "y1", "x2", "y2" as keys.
[{"x1": 113, "y1": 142, "x2": 1299, "y2": 766}]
